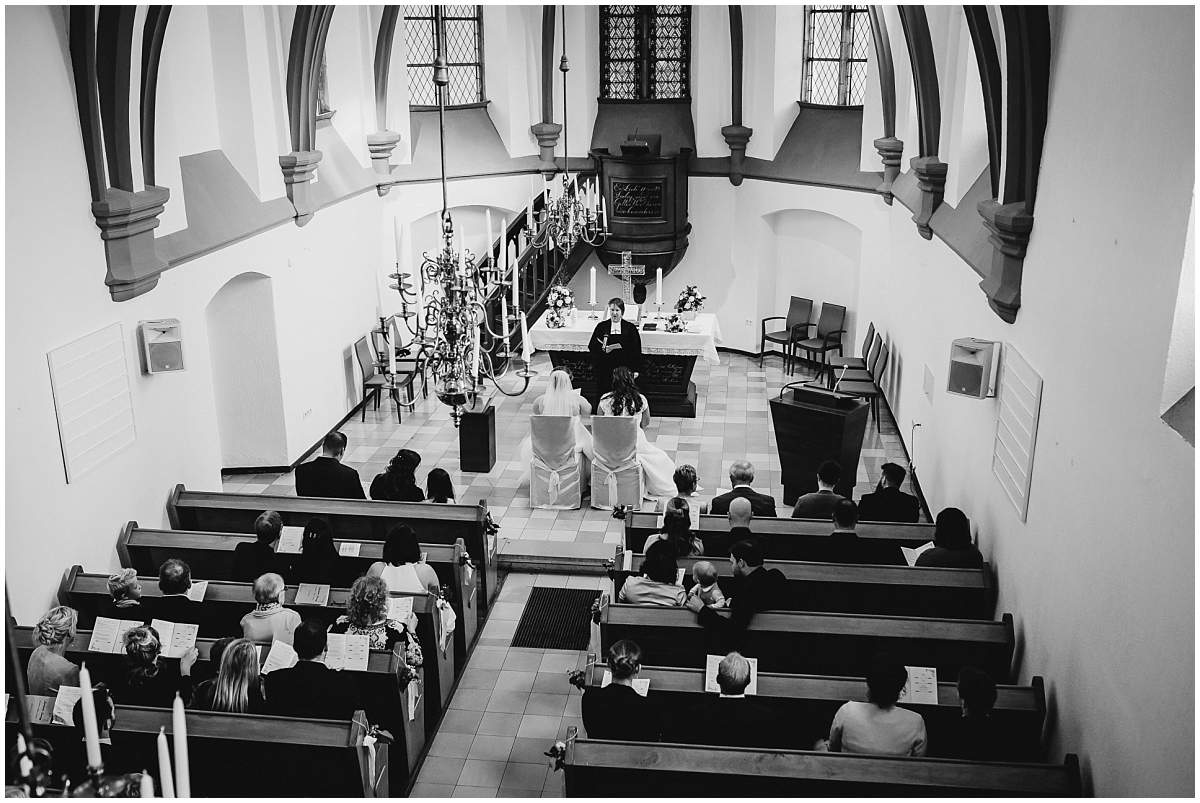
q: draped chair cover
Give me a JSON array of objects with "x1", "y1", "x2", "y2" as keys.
[
  {"x1": 530, "y1": 415, "x2": 583, "y2": 509},
  {"x1": 589, "y1": 416, "x2": 642, "y2": 509}
]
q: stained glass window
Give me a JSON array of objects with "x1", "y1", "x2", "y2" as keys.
[
  {"x1": 802, "y1": 5, "x2": 869, "y2": 106},
  {"x1": 600, "y1": 6, "x2": 691, "y2": 100},
  {"x1": 403, "y1": 5, "x2": 484, "y2": 108}
]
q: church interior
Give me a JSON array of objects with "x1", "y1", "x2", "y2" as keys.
[{"x1": 4, "y1": 3, "x2": 1194, "y2": 798}]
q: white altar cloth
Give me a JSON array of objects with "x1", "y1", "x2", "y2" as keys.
[{"x1": 528, "y1": 311, "x2": 723, "y2": 364}]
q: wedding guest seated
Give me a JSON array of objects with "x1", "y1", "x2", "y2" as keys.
[
  {"x1": 265, "y1": 620, "x2": 363, "y2": 721},
  {"x1": 707, "y1": 497, "x2": 757, "y2": 557},
  {"x1": 581, "y1": 639, "x2": 660, "y2": 741},
  {"x1": 191, "y1": 639, "x2": 267, "y2": 714},
  {"x1": 111, "y1": 625, "x2": 197, "y2": 707},
  {"x1": 826, "y1": 499, "x2": 870, "y2": 564},
  {"x1": 426, "y1": 468, "x2": 455, "y2": 503},
  {"x1": 296, "y1": 432, "x2": 366, "y2": 500},
  {"x1": 915, "y1": 508, "x2": 984, "y2": 568},
  {"x1": 192, "y1": 636, "x2": 235, "y2": 692},
  {"x1": 597, "y1": 367, "x2": 677, "y2": 498},
  {"x1": 369, "y1": 448, "x2": 424, "y2": 502},
  {"x1": 153, "y1": 559, "x2": 201, "y2": 625},
  {"x1": 828, "y1": 654, "x2": 927, "y2": 757},
  {"x1": 329, "y1": 576, "x2": 423, "y2": 658},
  {"x1": 857, "y1": 462, "x2": 921, "y2": 523},
  {"x1": 791, "y1": 460, "x2": 846, "y2": 519},
  {"x1": 617, "y1": 542, "x2": 686, "y2": 607},
  {"x1": 366, "y1": 524, "x2": 441, "y2": 595},
  {"x1": 232, "y1": 510, "x2": 283, "y2": 582},
  {"x1": 672, "y1": 464, "x2": 708, "y2": 514},
  {"x1": 941, "y1": 666, "x2": 1001, "y2": 760},
  {"x1": 240, "y1": 573, "x2": 301, "y2": 644},
  {"x1": 71, "y1": 684, "x2": 123, "y2": 773},
  {"x1": 292, "y1": 517, "x2": 340, "y2": 585},
  {"x1": 709, "y1": 460, "x2": 777, "y2": 517},
  {"x1": 687, "y1": 561, "x2": 726, "y2": 608},
  {"x1": 517, "y1": 367, "x2": 596, "y2": 486},
  {"x1": 96, "y1": 569, "x2": 145, "y2": 622},
  {"x1": 686, "y1": 539, "x2": 785, "y2": 653},
  {"x1": 667, "y1": 652, "x2": 787, "y2": 749},
  {"x1": 643, "y1": 497, "x2": 703, "y2": 558},
  {"x1": 26, "y1": 606, "x2": 80, "y2": 695}
]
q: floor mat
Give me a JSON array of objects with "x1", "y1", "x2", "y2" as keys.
[{"x1": 509, "y1": 586, "x2": 601, "y2": 651}]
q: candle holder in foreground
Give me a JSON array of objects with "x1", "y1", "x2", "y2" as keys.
[{"x1": 70, "y1": 765, "x2": 149, "y2": 797}]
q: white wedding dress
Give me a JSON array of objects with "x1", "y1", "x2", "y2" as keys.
[
  {"x1": 517, "y1": 392, "x2": 594, "y2": 486},
  {"x1": 597, "y1": 393, "x2": 677, "y2": 498}
]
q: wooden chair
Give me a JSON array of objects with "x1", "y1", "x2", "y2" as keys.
[
  {"x1": 354, "y1": 336, "x2": 403, "y2": 423},
  {"x1": 387, "y1": 315, "x2": 428, "y2": 400},
  {"x1": 759, "y1": 296, "x2": 813, "y2": 369},
  {"x1": 828, "y1": 321, "x2": 878, "y2": 372},
  {"x1": 793, "y1": 302, "x2": 846, "y2": 379}
]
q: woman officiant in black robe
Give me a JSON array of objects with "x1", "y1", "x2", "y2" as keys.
[{"x1": 589, "y1": 297, "x2": 643, "y2": 396}]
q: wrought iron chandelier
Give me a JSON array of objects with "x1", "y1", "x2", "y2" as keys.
[
  {"x1": 525, "y1": 5, "x2": 609, "y2": 256},
  {"x1": 394, "y1": 5, "x2": 532, "y2": 427}
]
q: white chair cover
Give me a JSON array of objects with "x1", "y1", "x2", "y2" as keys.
[
  {"x1": 530, "y1": 415, "x2": 582, "y2": 509},
  {"x1": 590, "y1": 416, "x2": 642, "y2": 509}
]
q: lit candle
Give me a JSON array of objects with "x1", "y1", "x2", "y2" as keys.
[
  {"x1": 600, "y1": 197, "x2": 607, "y2": 228},
  {"x1": 172, "y1": 693, "x2": 189, "y2": 797},
  {"x1": 393, "y1": 217, "x2": 402, "y2": 265},
  {"x1": 79, "y1": 663, "x2": 103, "y2": 768},
  {"x1": 590, "y1": 266, "x2": 596, "y2": 306},
  {"x1": 140, "y1": 771, "x2": 156, "y2": 798},
  {"x1": 526, "y1": 197, "x2": 534, "y2": 231},
  {"x1": 501, "y1": 292, "x2": 509, "y2": 339},
  {"x1": 388, "y1": 324, "x2": 397, "y2": 375},
  {"x1": 16, "y1": 734, "x2": 32, "y2": 777},
  {"x1": 484, "y1": 209, "x2": 493, "y2": 266},
  {"x1": 471, "y1": 324, "x2": 481, "y2": 384},
  {"x1": 156, "y1": 727, "x2": 175, "y2": 798},
  {"x1": 656, "y1": 268, "x2": 663, "y2": 307}
]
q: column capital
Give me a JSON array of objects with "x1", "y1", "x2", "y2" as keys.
[
  {"x1": 909, "y1": 155, "x2": 948, "y2": 239},
  {"x1": 367, "y1": 131, "x2": 402, "y2": 195},
  {"x1": 530, "y1": 122, "x2": 563, "y2": 172},
  {"x1": 721, "y1": 124, "x2": 753, "y2": 187},
  {"x1": 977, "y1": 199, "x2": 1034, "y2": 323},
  {"x1": 91, "y1": 185, "x2": 171, "y2": 301},
  {"x1": 873, "y1": 136, "x2": 904, "y2": 205},
  {"x1": 278, "y1": 150, "x2": 324, "y2": 227}
]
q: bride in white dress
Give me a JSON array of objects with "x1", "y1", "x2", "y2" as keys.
[
  {"x1": 595, "y1": 366, "x2": 677, "y2": 498},
  {"x1": 518, "y1": 368, "x2": 593, "y2": 484}
]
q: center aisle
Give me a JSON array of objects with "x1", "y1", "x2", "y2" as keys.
[{"x1": 411, "y1": 572, "x2": 603, "y2": 798}]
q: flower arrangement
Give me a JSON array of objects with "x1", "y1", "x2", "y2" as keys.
[
  {"x1": 664, "y1": 312, "x2": 688, "y2": 333},
  {"x1": 545, "y1": 284, "x2": 576, "y2": 329},
  {"x1": 674, "y1": 284, "x2": 706, "y2": 313}
]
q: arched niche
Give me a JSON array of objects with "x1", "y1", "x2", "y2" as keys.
[{"x1": 205, "y1": 272, "x2": 289, "y2": 468}]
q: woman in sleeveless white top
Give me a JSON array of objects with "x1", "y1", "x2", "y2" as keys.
[
  {"x1": 518, "y1": 369, "x2": 594, "y2": 484},
  {"x1": 596, "y1": 368, "x2": 677, "y2": 498},
  {"x1": 366, "y1": 524, "x2": 441, "y2": 595}
]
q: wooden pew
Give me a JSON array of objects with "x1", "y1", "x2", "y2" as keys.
[
  {"x1": 625, "y1": 511, "x2": 935, "y2": 564},
  {"x1": 5, "y1": 699, "x2": 387, "y2": 797},
  {"x1": 8, "y1": 627, "x2": 426, "y2": 785},
  {"x1": 562, "y1": 730, "x2": 1082, "y2": 797},
  {"x1": 57, "y1": 567, "x2": 455, "y2": 738},
  {"x1": 116, "y1": 523, "x2": 479, "y2": 673},
  {"x1": 597, "y1": 602, "x2": 1016, "y2": 681},
  {"x1": 166, "y1": 484, "x2": 498, "y2": 621},
  {"x1": 609, "y1": 551, "x2": 994, "y2": 619},
  {"x1": 582, "y1": 661, "x2": 1046, "y2": 761}
]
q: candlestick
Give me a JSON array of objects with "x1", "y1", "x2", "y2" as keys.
[
  {"x1": 527, "y1": 198, "x2": 534, "y2": 232},
  {"x1": 141, "y1": 770, "x2": 156, "y2": 798},
  {"x1": 656, "y1": 268, "x2": 663, "y2": 308},
  {"x1": 590, "y1": 266, "x2": 596, "y2": 307},
  {"x1": 156, "y1": 727, "x2": 175, "y2": 798},
  {"x1": 79, "y1": 663, "x2": 103, "y2": 769},
  {"x1": 172, "y1": 694, "x2": 189, "y2": 797}
]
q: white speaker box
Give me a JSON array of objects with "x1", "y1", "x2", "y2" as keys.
[
  {"x1": 137, "y1": 319, "x2": 184, "y2": 374},
  {"x1": 947, "y1": 338, "x2": 999, "y2": 398}
]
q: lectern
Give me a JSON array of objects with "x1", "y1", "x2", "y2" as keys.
[{"x1": 769, "y1": 383, "x2": 869, "y2": 505}]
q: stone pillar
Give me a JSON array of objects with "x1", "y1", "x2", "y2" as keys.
[
  {"x1": 530, "y1": 122, "x2": 562, "y2": 173},
  {"x1": 874, "y1": 137, "x2": 904, "y2": 205},
  {"x1": 909, "y1": 155, "x2": 948, "y2": 239},
  {"x1": 721, "y1": 124, "x2": 753, "y2": 187},
  {"x1": 278, "y1": 150, "x2": 324, "y2": 227},
  {"x1": 92, "y1": 185, "x2": 171, "y2": 301},
  {"x1": 978, "y1": 199, "x2": 1034, "y2": 323}
]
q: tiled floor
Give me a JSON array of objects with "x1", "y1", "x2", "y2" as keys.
[
  {"x1": 222, "y1": 351, "x2": 925, "y2": 541},
  {"x1": 410, "y1": 572, "x2": 601, "y2": 798}
]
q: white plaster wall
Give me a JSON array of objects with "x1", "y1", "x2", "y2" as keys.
[
  {"x1": 482, "y1": 5, "x2": 539, "y2": 159},
  {"x1": 1161, "y1": 193, "x2": 1195, "y2": 415},
  {"x1": 325, "y1": 6, "x2": 375, "y2": 171},
  {"x1": 692, "y1": 4, "x2": 732, "y2": 159}
]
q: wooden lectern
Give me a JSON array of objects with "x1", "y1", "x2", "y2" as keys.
[{"x1": 769, "y1": 383, "x2": 869, "y2": 505}]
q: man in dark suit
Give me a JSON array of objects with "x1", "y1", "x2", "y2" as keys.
[
  {"x1": 589, "y1": 297, "x2": 643, "y2": 396},
  {"x1": 295, "y1": 432, "x2": 366, "y2": 499},
  {"x1": 709, "y1": 460, "x2": 777, "y2": 517},
  {"x1": 686, "y1": 539, "x2": 786, "y2": 653},
  {"x1": 706, "y1": 497, "x2": 757, "y2": 558},
  {"x1": 666, "y1": 652, "x2": 789, "y2": 749},
  {"x1": 265, "y1": 620, "x2": 362, "y2": 721},
  {"x1": 232, "y1": 510, "x2": 284, "y2": 582},
  {"x1": 825, "y1": 499, "x2": 870, "y2": 564},
  {"x1": 857, "y1": 462, "x2": 921, "y2": 523},
  {"x1": 152, "y1": 558, "x2": 202, "y2": 626},
  {"x1": 791, "y1": 460, "x2": 846, "y2": 519}
]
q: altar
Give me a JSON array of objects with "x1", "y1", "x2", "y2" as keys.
[{"x1": 528, "y1": 310, "x2": 722, "y2": 417}]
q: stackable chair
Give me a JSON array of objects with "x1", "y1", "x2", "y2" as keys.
[
  {"x1": 388, "y1": 315, "x2": 429, "y2": 400},
  {"x1": 759, "y1": 296, "x2": 813, "y2": 370},
  {"x1": 590, "y1": 416, "x2": 643, "y2": 509},
  {"x1": 530, "y1": 415, "x2": 585, "y2": 510},
  {"x1": 836, "y1": 341, "x2": 890, "y2": 431},
  {"x1": 829, "y1": 321, "x2": 878, "y2": 373},
  {"x1": 793, "y1": 302, "x2": 847, "y2": 380},
  {"x1": 354, "y1": 336, "x2": 402, "y2": 423},
  {"x1": 828, "y1": 327, "x2": 882, "y2": 389}
]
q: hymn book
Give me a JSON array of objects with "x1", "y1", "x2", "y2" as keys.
[
  {"x1": 338, "y1": 542, "x2": 362, "y2": 557},
  {"x1": 149, "y1": 619, "x2": 199, "y2": 658},
  {"x1": 52, "y1": 686, "x2": 83, "y2": 725},
  {"x1": 387, "y1": 596, "x2": 414, "y2": 621},
  {"x1": 901, "y1": 541, "x2": 935, "y2": 566},
  {"x1": 260, "y1": 640, "x2": 297, "y2": 674},
  {"x1": 325, "y1": 634, "x2": 369, "y2": 672},
  {"x1": 899, "y1": 666, "x2": 938, "y2": 705},
  {"x1": 276, "y1": 526, "x2": 305, "y2": 554},
  {"x1": 704, "y1": 654, "x2": 759, "y2": 695},
  {"x1": 295, "y1": 583, "x2": 331, "y2": 607},
  {"x1": 601, "y1": 670, "x2": 650, "y2": 697},
  {"x1": 88, "y1": 617, "x2": 144, "y2": 653},
  {"x1": 25, "y1": 695, "x2": 54, "y2": 725},
  {"x1": 185, "y1": 580, "x2": 209, "y2": 602}
]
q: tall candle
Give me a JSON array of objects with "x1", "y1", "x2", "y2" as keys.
[
  {"x1": 501, "y1": 293, "x2": 509, "y2": 339},
  {"x1": 590, "y1": 266, "x2": 597, "y2": 306},
  {"x1": 388, "y1": 324, "x2": 397, "y2": 375},
  {"x1": 656, "y1": 268, "x2": 663, "y2": 307},
  {"x1": 600, "y1": 197, "x2": 607, "y2": 228},
  {"x1": 78, "y1": 663, "x2": 103, "y2": 768},
  {"x1": 16, "y1": 734, "x2": 32, "y2": 777},
  {"x1": 140, "y1": 771, "x2": 156, "y2": 798},
  {"x1": 471, "y1": 324, "x2": 481, "y2": 384},
  {"x1": 172, "y1": 693, "x2": 189, "y2": 797},
  {"x1": 458, "y1": 231, "x2": 466, "y2": 275},
  {"x1": 393, "y1": 217, "x2": 402, "y2": 265},
  {"x1": 484, "y1": 209, "x2": 493, "y2": 266},
  {"x1": 526, "y1": 197, "x2": 534, "y2": 231},
  {"x1": 156, "y1": 727, "x2": 175, "y2": 798}
]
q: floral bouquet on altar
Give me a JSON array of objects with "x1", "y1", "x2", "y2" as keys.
[
  {"x1": 675, "y1": 284, "x2": 706, "y2": 319},
  {"x1": 545, "y1": 284, "x2": 575, "y2": 329},
  {"x1": 664, "y1": 312, "x2": 688, "y2": 333}
]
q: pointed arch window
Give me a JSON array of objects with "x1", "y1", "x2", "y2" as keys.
[
  {"x1": 402, "y1": 5, "x2": 485, "y2": 108},
  {"x1": 802, "y1": 5, "x2": 870, "y2": 106},
  {"x1": 600, "y1": 5, "x2": 691, "y2": 101}
]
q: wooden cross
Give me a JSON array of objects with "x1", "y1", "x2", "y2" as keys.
[{"x1": 608, "y1": 251, "x2": 645, "y2": 303}]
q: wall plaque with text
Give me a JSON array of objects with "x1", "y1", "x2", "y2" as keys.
[{"x1": 612, "y1": 180, "x2": 665, "y2": 219}]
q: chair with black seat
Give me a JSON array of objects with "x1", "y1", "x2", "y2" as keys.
[
  {"x1": 759, "y1": 296, "x2": 813, "y2": 369},
  {"x1": 829, "y1": 322, "x2": 877, "y2": 372},
  {"x1": 389, "y1": 316, "x2": 429, "y2": 400},
  {"x1": 353, "y1": 336, "x2": 402, "y2": 423},
  {"x1": 372, "y1": 321, "x2": 420, "y2": 407},
  {"x1": 836, "y1": 341, "x2": 890, "y2": 430},
  {"x1": 828, "y1": 331, "x2": 885, "y2": 389},
  {"x1": 793, "y1": 302, "x2": 846, "y2": 380}
]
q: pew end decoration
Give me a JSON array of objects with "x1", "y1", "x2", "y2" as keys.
[
  {"x1": 674, "y1": 285, "x2": 706, "y2": 320},
  {"x1": 544, "y1": 285, "x2": 576, "y2": 329}
]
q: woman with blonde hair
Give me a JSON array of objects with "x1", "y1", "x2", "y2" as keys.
[
  {"x1": 193, "y1": 639, "x2": 267, "y2": 714},
  {"x1": 111, "y1": 625, "x2": 197, "y2": 707},
  {"x1": 97, "y1": 568, "x2": 144, "y2": 620},
  {"x1": 26, "y1": 606, "x2": 80, "y2": 695}
]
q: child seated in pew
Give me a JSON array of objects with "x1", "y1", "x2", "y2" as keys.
[
  {"x1": 97, "y1": 569, "x2": 144, "y2": 622},
  {"x1": 688, "y1": 561, "x2": 726, "y2": 608}
]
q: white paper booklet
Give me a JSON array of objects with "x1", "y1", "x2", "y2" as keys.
[
  {"x1": 899, "y1": 666, "x2": 939, "y2": 705},
  {"x1": 260, "y1": 640, "x2": 298, "y2": 674},
  {"x1": 276, "y1": 526, "x2": 305, "y2": 554},
  {"x1": 295, "y1": 583, "x2": 331, "y2": 607},
  {"x1": 186, "y1": 580, "x2": 209, "y2": 602},
  {"x1": 52, "y1": 686, "x2": 84, "y2": 725},
  {"x1": 338, "y1": 542, "x2": 362, "y2": 557},
  {"x1": 601, "y1": 670, "x2": 650, "y2": 697},
  {"x1": 325, "y1": 633, "x2": 369, "y2": 672},
  {"x1": 26, "y1": 695, "x2": 55, "y2": 724},
  {"x1": 387, "y1": 596, "x2": 414, "y2": 621},
  {"x1": 149, "y1": 619, "x2": 199, "y2": 658},
  {"x1": 901, "y1": 541, "x2": 936, "y2": 567},
  {"x1": 704, "y1": 654, "x2": 758, "y2": 695},
  {"x1": 88, "y1": 617, "x2": 144, "y2": 653}
]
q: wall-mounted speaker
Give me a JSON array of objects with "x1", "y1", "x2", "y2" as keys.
[
  {"x1": 947, "y1": 338, "x2": 999, "y2": 398},
  {"x1": 137, "y1": 319, "x2": 184, "y2": 374}
]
